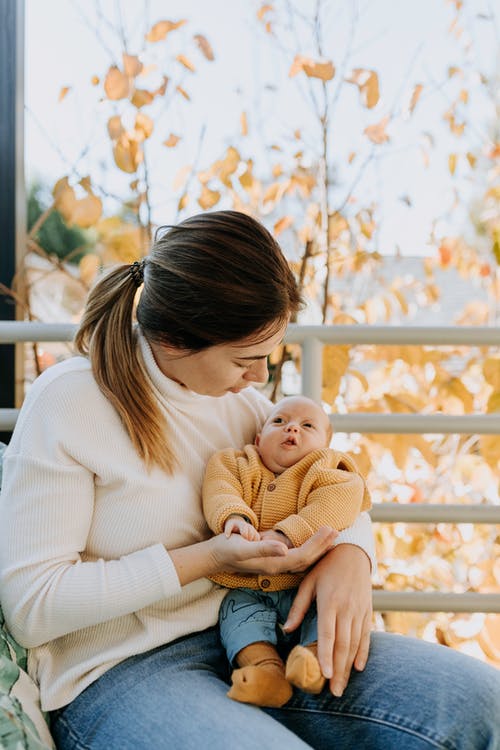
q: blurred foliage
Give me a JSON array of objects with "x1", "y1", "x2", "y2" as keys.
[{"x1": 27, "y1": 183, "x2": 92, "y2": 263}]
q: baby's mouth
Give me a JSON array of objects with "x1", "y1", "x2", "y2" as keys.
[{"x1": 282, "y1": 437, "x2": 298, "y2": 446}]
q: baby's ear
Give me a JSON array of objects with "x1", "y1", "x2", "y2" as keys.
[{"x1": 254, "y1": 434, "x2": 261, "y2": 446}]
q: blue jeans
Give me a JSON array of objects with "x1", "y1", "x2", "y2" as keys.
[
  {"x1": 219, "y1": 587, "x2": 317, "y2": 664},
  {"x1": 50, "y1": 628, "x2": 500, "y2": 750}
]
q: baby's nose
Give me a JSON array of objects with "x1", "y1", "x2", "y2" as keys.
[{"x1": 285, "y1": 423, "x2": 299, "y2": 432}]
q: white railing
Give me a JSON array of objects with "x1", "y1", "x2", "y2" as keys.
[{"x1": 1, "y1": 321, "x2": 499, "y2": 613}]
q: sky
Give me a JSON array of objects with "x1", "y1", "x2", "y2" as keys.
[{"x1": 25, "y1": 0, "x2": 499, "y2": 257}]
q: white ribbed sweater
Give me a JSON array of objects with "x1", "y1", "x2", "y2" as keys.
[{"x1": 0, "y1": 336, "x2": 375, "y2": 711}]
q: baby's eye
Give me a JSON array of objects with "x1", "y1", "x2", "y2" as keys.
[
  {"x1": 272, "y1": 417, "x2": 284, "y2": 424},
  {"x1": 303, "y1": 422, "x2": 314, "y2": 429}
]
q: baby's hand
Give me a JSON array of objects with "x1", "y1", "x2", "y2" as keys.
[
  {"x1": 260, "y1": 529, "x2": 294, "y2": 549},
  {"x1": 224, "y1": 515, "x2": 260, "y2": 541}
]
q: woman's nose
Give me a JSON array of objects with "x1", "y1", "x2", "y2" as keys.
[{"x1": 244, "y1": 358, "x2": 268, "y2": 383}]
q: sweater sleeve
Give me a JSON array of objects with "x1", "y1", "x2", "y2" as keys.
[
  {"x1": 333, "y1": 512, "x2": 377, "y2": 573},
  {"x1": 0, "y1": 453, "x2": 181, "y2": 648},
  {"x1": 202, "y1": 450, "x2": 259, "y2": 534}
]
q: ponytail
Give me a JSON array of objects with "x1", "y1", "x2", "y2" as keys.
[{"x1": 74, "y1": 264, "x2": 176, "y2": 474}]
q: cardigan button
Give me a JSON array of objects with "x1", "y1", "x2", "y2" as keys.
[
  {"x1": 267, "y1": 483, "x2": 276, "y2": 491},
  {"x1": 261, "y1": 578, "x2": 271, "y2": 589}
]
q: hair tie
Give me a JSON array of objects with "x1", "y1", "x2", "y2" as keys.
[{"x1": 129, "y1": 259, "x2": 145, "y2": 287}]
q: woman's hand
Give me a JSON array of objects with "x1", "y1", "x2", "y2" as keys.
[
  {"x1": 283, "y1": 544, "x2": 372, "y2": 698},
  {"x1": 169, "y1": 526, "x2": 337, "y2": 594},
  {"x1": 222, "y1": 526, "x2": 338, "y2": 575}
]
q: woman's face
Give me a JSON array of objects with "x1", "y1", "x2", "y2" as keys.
[{"x1": 150, "y1": 320, "x2": 288, "y2": 397}]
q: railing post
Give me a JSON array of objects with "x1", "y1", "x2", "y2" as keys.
[{"x1": 301, "y1": 337, "x2": 323, "y2": 403}]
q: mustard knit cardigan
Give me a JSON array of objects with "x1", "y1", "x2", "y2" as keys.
[{"x1": 202, "y1": 445, "x2": 371, "y2": 591}]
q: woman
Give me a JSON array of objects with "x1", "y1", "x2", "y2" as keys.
[{"x1": 0, "y1": 211, "x2": 499, "y2": 750}]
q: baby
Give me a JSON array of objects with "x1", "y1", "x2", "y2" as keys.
[{"x1": 202, "y1": 395, "x2": 371, "y2": 708}]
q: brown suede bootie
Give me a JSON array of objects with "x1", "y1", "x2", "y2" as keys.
[
  {"x1": 227, "y1": 641, "x2": 293, "y2": 708},
  {"x1": 285, "y1": 642, "x2": 326, "y2": 694}
]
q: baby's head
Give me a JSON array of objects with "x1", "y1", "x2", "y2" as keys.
[{"x1": 255, "y1": 396, "x2": 332, "y2": 475}]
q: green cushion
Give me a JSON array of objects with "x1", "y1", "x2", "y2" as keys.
[{"x1": 0, "y1": 442, "x2": 55, "y2": 748}]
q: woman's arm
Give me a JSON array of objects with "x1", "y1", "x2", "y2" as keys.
[{"x1": 283, "y1": 513, "x2": 375, "y2": 698}]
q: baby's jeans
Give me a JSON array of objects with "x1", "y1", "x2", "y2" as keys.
[{"x1": 219, "y1": 586, "x2": 316, "y2": 664}]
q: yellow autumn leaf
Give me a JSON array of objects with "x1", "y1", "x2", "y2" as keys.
[
  {"x1": 154, "y1": 75, "x2": 169, "y2": 97},
  {"x1": 176, "y1": 54, "x2": 196, "y2": 72},
  {"x1": 107, "y1": 115, "x2": 124, "y2": 140},
  {"x1": 289, "y1": 55, "x2": 335, "y2": 81},
  {"x1": 79, "y1": 253, "x2": 100, "y2": 286},
  {"x1": 322, "y1": 345, "x2": 350, "y2": 405},
  {"x1": 364, "y1": 115, "x2": 390, "y2": 144},
  {"x1": 392, "y1": 288, "x2": 409, "y2": 315},
  {"x1": 103, "y1": 65, "x2": 130, "y2": 100},
  {"x1": 176, "y1": 85, "x2": 190, "y2": 100},
  {"x1": 113, "y1": 134, "x2": 143, "y2": 173},
  {"x1": 257, "y1": 3, "x2": 273, "y2": 20},
  {"x1": 72, "y1": 179, "x2": 103, "y2": 228},
  {"x1": 448, "y1": 153, "x2": 457, "y2": 174},
  {"x1": 412, "y1": 435, "x2": 438, "y2": 467},
  {"x1": 91, "y1": 75, "x2": 100, "y2": 86},
  {"x1": 345, "y1": 69, "x2": 380, "y2": 108},
  {"x1": 328, "y1": 212, "x2": 349, "y2": 241},
  {"x1": 384, "y1": 394, "x2": 414, "y2": 413},
  {"x1": 198, "y1": 185, "x2": 220, "y2": 209},
  {"x1": 52, "y1": 177, "x2": 77, "y2": 223},
  {"x1": 122, "y1": 53, "x2": 143, "y2": 77},
  {"x1": 146, "y1": 19, "x2": 187, "y2": 42},
  {"x1": 239, "y1": 166, "x2": 254, "y2": 190},
  {"x1": 444, "y1": 377, "x2": 474, "y2": 413},
  {"x1": 217, "y1": 146, "x2": 240, "y2": 187},
  {"x1": 408, "y1": 83, "x2": 423, "y2": 113},
  {"x1": 241, "y1": 111, "x2": 248, "y2": 136},
  {"x1": 131, "y1": 88, "x2": 155, "y2": 108},
  {"x1": 483, "y1": 358, "x2": 500, "y2": 390},
  {"x1": 163, "y1": 133, "x2": 181, "y2": 147},
  {"x1": 58, "y1": 86, "x2": 71, "y2": 102},
  {"x1": 466, "y1": 152, "x2": 477, "y2": 168},
  {"x1": 263, "y1": 182, "x2": 282, "y2": 204},
  {"x1": 479, "y1": 435, "x2": 500, "y2": 470},
  {"x1": 97, "y1": 218, "x2": 144, "y2": 264},
  {"x1": 347, "y1": 368, "x2": 369, "y2": 392},
  {"x1": 274, "y1": 216, "x2": 294, "y2": 235},
  {"x1": 487, "y1": 392, "x2": 500, "y2": 413},
  {"x1": 194, "y1": 34, "x2": 214, "y2": 61},
  {"x1": 134, "y1": 112, "x2": 154, "y2": 141},
  {"x1": 177, "y1": 192, "x2": 189, "y2": 211}
]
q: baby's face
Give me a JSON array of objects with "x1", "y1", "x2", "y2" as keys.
[{"x1": 255, "y1": 396, "x2": 331, "y2": 474}]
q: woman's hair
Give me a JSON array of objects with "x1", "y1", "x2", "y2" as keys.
[{"x1": 75, "y1": 210, "x2": 302, "y2": 473}]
